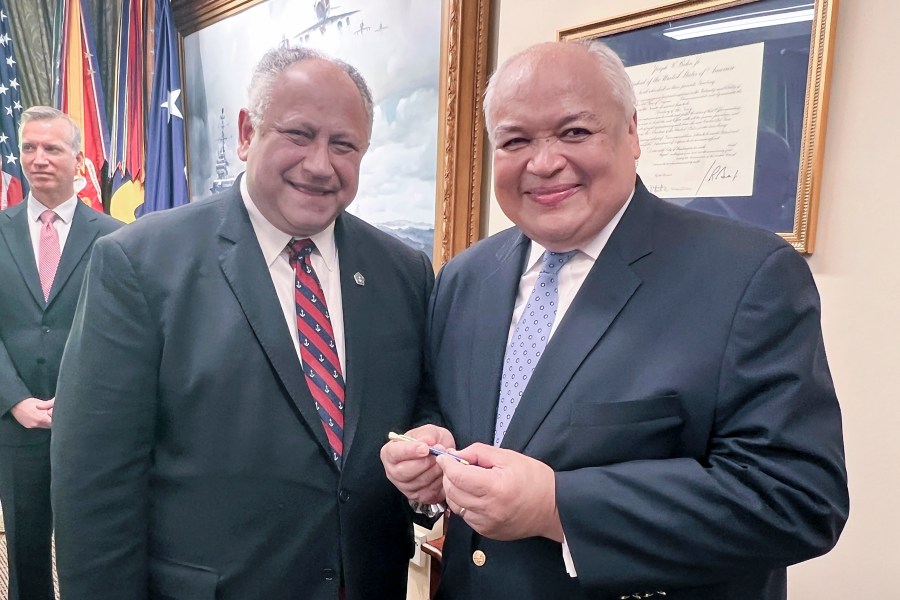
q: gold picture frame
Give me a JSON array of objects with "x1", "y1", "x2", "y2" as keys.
[
  {"x1": 560, "y1": 0, "x2": 839, "y2": 253},
  {"x1": 171, "y1": 0, "x2": 490, "y2": 265}
]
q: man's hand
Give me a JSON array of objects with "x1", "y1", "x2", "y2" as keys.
[
  {"x1": 10, "y1": 397, "x2": 54, "y2": 429},
  {"x1": 380, "y1": 424, "x2": 456, "y2": 504},
  {"x1": 438, "y1": 443, "x2": 564, "y2": 542}
]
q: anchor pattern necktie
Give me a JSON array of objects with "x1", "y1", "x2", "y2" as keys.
[
  {"x1": 38, "y1": 210, "x2": 61, "y2": 301},
  {"x1": 494, "y1": 250, "x2": 577, "y2": 446},
  {"x1": 289, "y1": 239, "x2": 345, "y2": 462}
]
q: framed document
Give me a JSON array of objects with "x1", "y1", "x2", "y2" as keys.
[
  {"x1": 560, "y1": 0, "x2": 839, "y2": 253},
  {"x1": 172, "y1": 0, "x2": 490, "y2": 264}
]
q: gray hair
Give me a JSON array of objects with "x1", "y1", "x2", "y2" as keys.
[
  {"x1": 18, "y1": 106, "x2": 82, "y2": 153},
  {"x1": 247, "y1": 45, "x2": 374, "y2": 138},
  {"x1": 483, "y1": 40, "x2": 636, "y2": 144}
]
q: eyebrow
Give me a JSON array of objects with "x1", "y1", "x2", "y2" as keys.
[
  {"x1": 21, "y1": 141, "x2": 65, "y2": 147},
  {"x1": 276, "y1": 122, "x2": 362, "y2": 142},
  {"x1": 559, "y1": 112, "x2": 598, "y2": 125},
  {"x1": 493, "y1": 111, "x2": 599, "y2": 137}
]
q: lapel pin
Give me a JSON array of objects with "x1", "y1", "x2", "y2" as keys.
[{"x1": 353, "y1": 272, "x2": 365, "y2": 286}]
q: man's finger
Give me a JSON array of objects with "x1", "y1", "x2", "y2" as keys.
[{"x1": 453, "y1": 442, "x2": 506, "y2": 469}]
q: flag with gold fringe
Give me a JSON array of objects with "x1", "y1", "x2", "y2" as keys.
[{"x1": 109, "y1": 0, "x2": 145, "y2": 223}]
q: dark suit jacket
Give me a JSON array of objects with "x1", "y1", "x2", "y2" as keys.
[
  {"x1": 0, "y1": 200, "x2": 121, "y2": 444},
  {"x1": 427, "y1": 181, "x2": 848, "y2": 600},
  {"x1": 51, "y1": 184, "x2": 434, "y2": 600}
]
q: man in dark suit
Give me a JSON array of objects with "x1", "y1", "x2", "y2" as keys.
[
  {"x1": 0, "y1": 106, "x2": 121, "y2": 600},
  {"x1": 51, "y1": 47, "x2": 433, "y2": 600},
  {"x1": 382, "y1": 41, "x2": 848, "y2": 599}
]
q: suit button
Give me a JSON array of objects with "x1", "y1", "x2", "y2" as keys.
[
  {"x1": 36, "y1": 357, "x2": 46, "y2": 364},
  {"x1": 42, "y1": 327, "x2": 51, "y2": 334},
  {"x1": 339, "y1": 489, "x2": 350, "y2": 503},
  {"x1": 472, "y1": 550, "x2": 486, "y2": 567},
  {"x1": 322, "y1": 568, "x2": 336, "y2": 581}
]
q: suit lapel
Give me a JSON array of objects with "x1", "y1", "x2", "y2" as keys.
[
  {"x1": 501, "y1": 186, "x2": 655, "y2": 452},
  {"x1": 216, "y1": 189, "x2": 336, "y2": 467},
  {"x1": 468, "y1": 233, "x2": 530, "y2": 445},
  {"x1": 0, "y1": 203, "x2": 45, "y2": 307},
  {"x1": 332, "y1": 214, "x2": 368, "y2": 460},
  {"x1": 48, "y1": 202, "x2": 101, "y2": 305}
]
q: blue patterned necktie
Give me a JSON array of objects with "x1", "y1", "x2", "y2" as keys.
[
  {"x1": 289, "y1": 239, "x2": 345, "y2": 463},
  {"x1": 494, "y1": 250, "x2": 577, "y2": 446}
]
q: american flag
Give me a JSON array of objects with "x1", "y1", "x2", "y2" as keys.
[{"x1": 0, "y1": 0, "x2": 25, "y2": 210}]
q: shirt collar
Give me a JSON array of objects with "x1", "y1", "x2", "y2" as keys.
[
  {"x1": 27, "y1": 194, "x2": 78, "y2": 225},
  {"x1": 523, "y1": 187, "x2": 635, "y2": 272},
  {"x1": 240, "y1": 176, "x2": 338, "y2": 271}
]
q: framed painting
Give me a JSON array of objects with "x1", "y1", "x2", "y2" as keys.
[
  {"x1": 171, "y1": 0, "x2": 490, "y2": 264},
  {"x1": 560, "y1": 0, "x2": 839, "y2": 253}
]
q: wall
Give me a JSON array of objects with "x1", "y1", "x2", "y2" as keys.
[{"x1": 485, "y1": 0, "x2": 900, "y2": 597}]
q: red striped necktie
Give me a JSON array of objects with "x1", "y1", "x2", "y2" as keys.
[{"x1": 288, "y1": 239, "x2": 345, "y2": 463}]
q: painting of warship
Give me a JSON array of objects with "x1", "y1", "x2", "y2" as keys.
[
  {"x1": 210, "y1": 108, "x2": 236, "y2": 194},
  {"x1": 183, "y1": 0, "x2": 438, "y2": 259}
]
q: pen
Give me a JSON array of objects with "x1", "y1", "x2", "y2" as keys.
[{"x1": 388, "y1": 431, "x2": 470, "y2": 465}]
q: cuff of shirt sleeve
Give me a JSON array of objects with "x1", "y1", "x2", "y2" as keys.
[
  {"x1": 562, "y1": 536, "x2": 577, "y2": 577},
  {"x1": 410, "y1": 501, "x2": 447, "y2": 519}
]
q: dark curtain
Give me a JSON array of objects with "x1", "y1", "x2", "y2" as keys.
[{"x1": 7, "y1": 0, "x2": 54, "y2": 108}]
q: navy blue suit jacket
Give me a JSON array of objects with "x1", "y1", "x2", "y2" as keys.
[{"x1": 427, "y1": 180, "x2": 848, "y2": 599}]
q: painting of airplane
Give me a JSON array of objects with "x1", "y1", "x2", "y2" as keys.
[
  {"x1": 294, "y1": 1, "x2": 360, "y2": 41},
  {"x1": 353, "y1": 21, "x2": 371, "y2": 35},
  {"x1": 374, "y1": 23, "x2": 388, "y2": 33}
]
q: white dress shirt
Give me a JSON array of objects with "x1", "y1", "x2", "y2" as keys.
[
  {"x1": 507, "y1": 191, "x2": 633, "y2": 345},
  {"x1": 27, "y1": 194, "x2": 78, "y2": 262},
  {"x1": 240, "y1": 178, "x2": 347, "y2": 376},
  {"x1": 505, "y1": 190, "x2": 634, "y2": 577}
]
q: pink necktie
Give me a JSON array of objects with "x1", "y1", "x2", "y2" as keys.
[{"x1": 38, "y1": 210, "x2": 61, "y2": 301}]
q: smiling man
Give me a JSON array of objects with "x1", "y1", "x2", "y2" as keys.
[
  {"x1": 0, "y1": 106, "x2": 121, "y2": 600},
  {"x1": 51, "y1": 47, "x2": 433, "y2": 600},
  {"x1": 381, "y1": 41, "x2": 848, "y2": 599}
]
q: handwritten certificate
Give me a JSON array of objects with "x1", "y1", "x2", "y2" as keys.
[{"x1": 627, "y1": 43, "x2": 765, "y2": 199}]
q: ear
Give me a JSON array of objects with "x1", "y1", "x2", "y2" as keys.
[
  {"x1": 236, "y1": 108, "x2": 254, "y2": 161},
  {"x1": 628, "y1": 110, "x2": 641, "y2": 160},
  {"x1": 76, "y1": 150, "x2": 85, "y2": 171}
]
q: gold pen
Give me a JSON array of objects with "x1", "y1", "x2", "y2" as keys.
[{"x1": 388, "y1": 431, "x2": 470, "y2": 465}]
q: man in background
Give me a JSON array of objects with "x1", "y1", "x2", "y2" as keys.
[
  {"x1": 51, "y1": 46, "x2": 433, "y2": 600},
  {"x1": 382, "y1": 41, "x2": 847, "y2": 599},
  {"x1": 0, "y1": 106, "x2": 121, "y2": 600}
]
